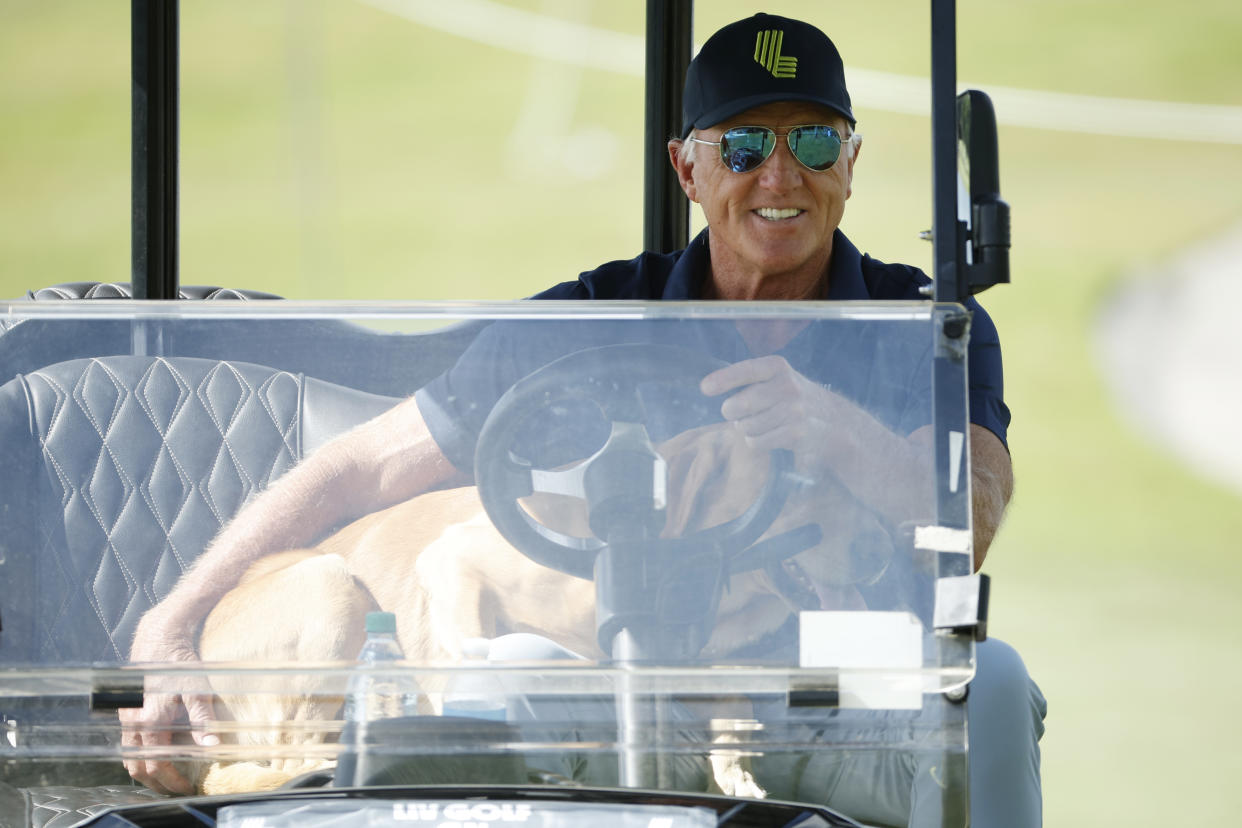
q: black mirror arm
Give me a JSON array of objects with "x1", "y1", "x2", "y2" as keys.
[{"x1": 957, "y1": 89, "x2": 1011, "y2": 298}]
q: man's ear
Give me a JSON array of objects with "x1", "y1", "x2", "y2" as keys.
[
  {"x1": 667, "y1": 139, "x2": 699, "y2": 203},
  {"x1": 844, "y1": 135, "x2": 861, "y2": 200}
]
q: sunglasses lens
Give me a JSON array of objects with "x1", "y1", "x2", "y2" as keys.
[
  {"x1": 715, "y1": 126, "x2": 844, "y2": 173},
  {"x1": 788, "y1": 125, "x2": 842, "y2": 171},
  {"x1": 719, "y1": 127, "x2": 776, "y2": 173}
]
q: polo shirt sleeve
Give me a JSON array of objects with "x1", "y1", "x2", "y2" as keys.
[
  {"x1": 412, "y1": 281, "x2": 596, "y2": 473},
  {"x1": 857, "y1": 251, "x2": 1011, "y2": 448},
  {"x1": 964, "y1": 298, "x2": 1011, "y2": 449},
  {"x1": 415, "y1": 323, "x2": 523, "y2": 474},
  {"x1": 411, "y1": 258, "x2": 669, "y2": 472},
  {"x1": 414, "y1": 314, "x2": 621, "y2": 474}
]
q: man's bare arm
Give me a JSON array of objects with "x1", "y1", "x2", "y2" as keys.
[
  {"x1": 138, "y1": 396, "x2": 465, "y2": 634},
  {"x1": 886, "y1": 424, "x2": 1011, "y2": 570},
  {"x1": 969, "y1": 423, "x2": 1013, "y2": 570}
]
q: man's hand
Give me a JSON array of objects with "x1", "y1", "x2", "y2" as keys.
[
  {"x1": 701, "y1": 355, "x2": 1012, "y2": 569},
  {"x1": 120, "y1": 614, "x2": 219, "y2": 795},
  {"x1": 701, "y1": 355, "x2": 835, "y2": 475},
  {"x1": 701, "y1": 354, "x2": 934, "y2": 532}
]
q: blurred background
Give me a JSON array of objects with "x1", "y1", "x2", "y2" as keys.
[{"x1": 3, "y1": 0, "x2": 1241, "y2": 823}]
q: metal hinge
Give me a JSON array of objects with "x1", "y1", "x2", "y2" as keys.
[{"x1": 934, "y1": 573, "x2": 990, "y2": 641}]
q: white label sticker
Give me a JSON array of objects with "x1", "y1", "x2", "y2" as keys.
[
  {"x1": 799, "y1": 611, "x2": 924, "y2": 709},
  {"x1": 949, "y1": 430, "x2": 965, "y2": 493}
]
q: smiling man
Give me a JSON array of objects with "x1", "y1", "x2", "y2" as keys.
[
  {"x1": 124, "y1": 12, "x2": 1044, "y2": 827},
  {"x1": 678, "y1": 100, "x2": 854, "y2": 302},
  {"x1": 672, "y1": 12, "x2": 860, "y2": 304},
  {"x1": 512, "y1": 18, "x2": 1044, "y2": 824}
]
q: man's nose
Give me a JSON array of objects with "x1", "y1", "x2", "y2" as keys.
[{"x1": 756, "y1": 139, "x2": 803, "y2": 190}]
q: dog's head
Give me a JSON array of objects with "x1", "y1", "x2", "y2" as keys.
[
  {"x1": 514, "y1": 421, "x2": 920, "y2": 660},
  {"x1": 658, "y1": 423, "x2": 907, "y2": 646}
]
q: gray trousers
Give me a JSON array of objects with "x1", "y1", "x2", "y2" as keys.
[{"x1": 486, "y1": 634, "x2": 1046, "y2": 828}]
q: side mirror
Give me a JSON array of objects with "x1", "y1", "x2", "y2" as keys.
[{"x1": 956, "y1": 90, "x2": 1010, "y2": 295}]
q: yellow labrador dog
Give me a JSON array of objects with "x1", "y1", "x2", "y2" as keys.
[{"x1": 191, "y1": 423, "x2": 890, "y2": 796}]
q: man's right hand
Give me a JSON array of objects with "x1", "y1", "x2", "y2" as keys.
[{"x1": 120, "y1": 617, "x2": 219, "y2": 795}]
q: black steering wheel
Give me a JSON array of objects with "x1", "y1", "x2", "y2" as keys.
[{"x1": 474, "y1": 343, "x2": 796, "y2": 580}]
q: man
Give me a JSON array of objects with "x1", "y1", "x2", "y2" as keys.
[{"x1": 124, "y1": 13, "x2": 1044, "y2": 826}]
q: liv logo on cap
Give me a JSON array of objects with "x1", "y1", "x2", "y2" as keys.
[
  {"x1": 753, "y1": 30, "x2": 797, "y2": 78},
  {"x1": 681, "y1": 14, "x2": 854, "y2": 136}
]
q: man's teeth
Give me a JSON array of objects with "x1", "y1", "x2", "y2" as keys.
[{"x1": 756, "y1": 207, "x2": 802, "y2": 221}]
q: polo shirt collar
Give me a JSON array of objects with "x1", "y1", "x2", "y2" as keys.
[
  {"x1": 664, "y1": 228, "x2": 871, "y2": 300},
  {"x1": 824, "y1": 230, "x2": 869, "y2": 300},
  {"x1": 661, "y1": 229, "x2": 712, "y2": 299}
]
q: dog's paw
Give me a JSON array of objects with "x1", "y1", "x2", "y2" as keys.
[
  {"x1": 710, "y1": 754, "x2": 768, "y2": 799},
  {"x1": 707, "y1": 727, "x2": 767, "y2": 800}
]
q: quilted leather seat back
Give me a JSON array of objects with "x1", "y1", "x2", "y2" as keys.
[
  {"x1": 21, "y1": 282, "x2": 282, "y2": 301},
  {"x1": 0, "y1": 356, "x2": 398, "y2": 665}
]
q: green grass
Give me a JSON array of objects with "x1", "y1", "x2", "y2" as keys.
[{"x1": 4, "y1": 1, "x2": 1242, "y2": 824}]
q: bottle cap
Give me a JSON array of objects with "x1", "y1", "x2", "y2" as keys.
[
  {"x1": 460, "y1": 637, "x2": 491, "y2": 660},
  {"x1": 365, "y1": 611, "x2": 397, "y2": 634}
]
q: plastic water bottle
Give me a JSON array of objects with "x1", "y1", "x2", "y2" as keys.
[
  {"x1": 441, "y1": 638, "x2": 508, "y2": 721},
  {"x1": 343, "y1": 611, "x2": 421, "y2": 722}
]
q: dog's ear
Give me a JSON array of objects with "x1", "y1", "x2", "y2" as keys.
[{"x1": 659, "y1": 424, "x2": 768, "y2": 537}]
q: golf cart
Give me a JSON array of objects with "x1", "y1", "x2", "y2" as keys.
[{"x1": 0, "y1": 2, "x2": 1009, "y2": 826}]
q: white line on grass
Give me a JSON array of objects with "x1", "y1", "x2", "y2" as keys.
[{"x1": 361, "y1": 0, "x2": 1242, "y2": 145}]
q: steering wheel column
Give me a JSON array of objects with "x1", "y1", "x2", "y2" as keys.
[{"x1": 540, "y1": 416, "x2": 723, "y2": 661}]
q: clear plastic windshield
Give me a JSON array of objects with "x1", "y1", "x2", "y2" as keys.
[{"x1": 0, "y1": 301, "x2": 975, "y2": 827}]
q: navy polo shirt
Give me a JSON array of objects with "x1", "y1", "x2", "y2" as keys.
[{"x1": 416, "y1": 229, "x2": 1010, "y2": 473}]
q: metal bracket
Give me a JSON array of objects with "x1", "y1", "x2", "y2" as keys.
[
  {"x1": 788, "y1": 682, "x2": 840, "y2": 709},
  {"x1": 90, "y1": 679, "x2": 145, "y2": 712},
  {"x1": 934, "y1": 573, "x2": 990, "y2": 641},
  {"x1": 935, "y1": 306, "x2": 972, "y2": 362}
]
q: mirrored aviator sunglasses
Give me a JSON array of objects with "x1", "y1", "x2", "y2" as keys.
[{"x1": 694, "y1": 125, "x2": 845, "y2": 173}]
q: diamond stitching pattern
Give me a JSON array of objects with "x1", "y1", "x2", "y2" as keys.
[
  {"x1": 27, "y1": 785, "x2": 166, "y2": 827},
  {"x1": 21, "y1": 357, "x2": 305, "y2": 663}
]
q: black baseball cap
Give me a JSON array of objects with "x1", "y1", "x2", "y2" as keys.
[{"x1": 681, "y1": 13, "x2": 855, "y2": 137}]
